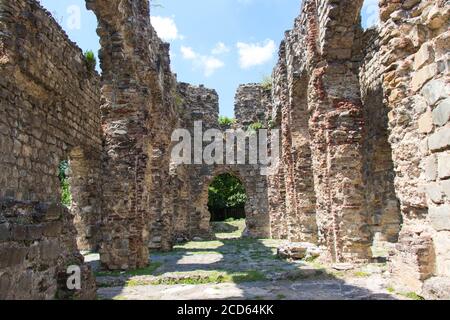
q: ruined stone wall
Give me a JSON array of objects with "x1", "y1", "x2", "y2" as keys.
[
  {"x1": 377, "y1": 0, "x2": 450, "y2": 298},
  {"x1": 86, "y1": 0, "x2": 179, "y2": 266},
  {"x1": 0, "y1": 0, "x2": 99, "y2": 298},
  {"x1": 270, "y1": 0, "x2": 372, "y2": 261},
  {"x1": 267, "y1": 0, "x2": 449, "y2": 297},
  {"x1": 268, "y1": 42, "x2": 289, "y2": 239},
  {"x1": 235, "y1": 84, "x2": 270, "y2": 128},
  {"x1": 172, "y1": 83, "x2": 220, "y2": 241},
  {"x1": 359, "y1": 29, "x2": 401, "y2": 245},
  {"x1": 173, "y1": 83, "x2": 271, "y2": 240}
]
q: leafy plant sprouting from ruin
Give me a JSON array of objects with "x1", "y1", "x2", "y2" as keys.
[
  {"x1": 247, "y1": 122, "x2": 264, "y2": 133},
  {"x1": 261, "y1": 75, "x2": 273, "y2": 91},
  {"x1": 84, "y1": 50, "x2": 97, "y2": 72},
  {"x1": 218, "y1": 116, "x2": 236, "y2": 127},
  {"x1": 208, "y1": 173, "x2": 247, "y2": 211},
  {"x1": 58, "y1": 160, "x2": 72, "y2": 207},
  {"x1": 174, "y1": 93, "x2": 185, "y2": 109},
  {"x1": 267, "y1": 116, "x2": 276, "y2": 129}
]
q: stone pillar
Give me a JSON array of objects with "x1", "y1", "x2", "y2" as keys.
[
  {"x1": 87, "y1": 0, "x2": 178, "y2": 269},
  {"x1": 307, "y1": 0, "x2": 371, "y2": 262},
  {"x1": 379, "y1": 0, "x2": 450, "y2": 296}
]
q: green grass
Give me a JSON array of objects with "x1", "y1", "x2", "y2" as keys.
[
  {"x1": 403, "y1": 292, "x2": 425, "y2": 300},
  {"x1": 124, "y1": 270, "x2": 267, "y2": 287},
  {"x1": 385, "y1": 287, "x2": 425, "y2": 300},
  {"x1": 276, "y1": 294, "x2": 286, "y2": 300},
  {"x1": 95, "y1": 262, "x2": 162, "y2": 277},
  {"x1": 212, "y1": 219, "x2": 246, "y2": 239},
  {"x1": 218, "y1": 116, "x2": 236, "y2": 126},
  {"x1": 174, "y1": 240, "x2": 224, "y2": 250},
  {"x1": 353, "y1": 271, "x2": 371, "y2": 278},
  {"x1": 261, "y1": 75, "x2": 272, "y2": 91}
]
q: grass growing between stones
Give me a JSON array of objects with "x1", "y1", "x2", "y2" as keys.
[
  {"x1": 353, "y1": 271, "x2": 371, "y2": 278},
  {"x1": 174, "y1": 240, "x2": 225, "y2": 250},
  {"x1": 124, "y1": 270, "x2": 267, "y2": 287},
  {"x1": 403, "y1": 292, "x2": 425, "y2": 300},
  {"x1": 213, "y1": 219, "x2": 246, "y2": 239},
  {"x1": 95, "y1": 262, "x2": 163, "y2": 277}
]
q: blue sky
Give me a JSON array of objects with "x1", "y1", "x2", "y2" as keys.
[{"x1": 38, "y1": 0, "x2": 379, "y2": 118}]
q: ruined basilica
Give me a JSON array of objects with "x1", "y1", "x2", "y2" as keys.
[{"x1": 0, "y1": 0, "x2": 449, "y2": 299}]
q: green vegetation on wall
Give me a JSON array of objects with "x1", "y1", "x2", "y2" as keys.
[
  {"x1": 208, "y1": 173, "x2": 247, "y2": 211},
  {"x1": 58, "y1": 160, "x2": 72, "y2": 207},
  {"x1": 247, "y1": 122, "x2": 264, "y2": 133},
  {"x1": 261, "y1": 75, "x2": 272, "y2": 91},
  {"x1": 218, "y1": 116, "x2": 236, "y2": 126},
  {"x1": 84, "y1": 50, "x2": 97, "y2": 72}
]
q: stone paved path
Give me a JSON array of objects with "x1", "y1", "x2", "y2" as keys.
[{"x1": 86, "y1": 220, "x2": 408, "y2": 300}]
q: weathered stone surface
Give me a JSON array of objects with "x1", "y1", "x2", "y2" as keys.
[
  {"x1": 332, "y1": 263, "x2": 355, "y2": 271},
  {"x1": 429, "y1": 127, "x2": 450, "y2": 151},
  {"x1": 438, "y1": 152, "x2": 450, "y2": 179},
  {"x1": 432, "y1": 98, "x2": 450, "y2": 126},
  {"x1": 414, "y1": 43, "x2": 434, "y2": 71},
  {"x1": 418, "y1": 110, "x2": 433, "y2": 133},
  {"x1": 423, "y1": 155, "x2": 438, "y2": 181},
  {"x1": 423, "y1": 277, "x2": 450, "y2": 300},
  {"x1": 412, "y1": 63, "x2": 438, "y2": 92},
  {"x1": 277, "y1": 242, "x2": 320, "y2": 260},
  {"x1": 430, "y1": 205, "x2": 450, "y2": 231},
  {"x1": 441, "y1": 180, "x2": 450, "y2": 198},
  {"x1": 426, "y1": 182, "x2": 443, "y2": 204},
  {"x1": 421, "y1": 79, "x2": 448, "y2": 106}
]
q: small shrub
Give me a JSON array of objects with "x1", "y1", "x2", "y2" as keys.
[
  {"x1": 247, "y1": 122, "x2": 264, "y2": 133},
  {"x1": 174, "y1": 94, "x2": 184, "y2": 108},
  {"x1": 219, "y1": 116, "x2": 236, "y2": 126},
  {"x1": 58, "y1": 160, "x2": 71, "y2": 207},
  {"x1": 261, "y1": 75, "x2": 272, "y2": 91},
  {"x1": 84, "y1": 50, "x2": 97, "y2": 71},
  {"x1": 404, "y1": 292, "x2": 425, "y2": 300}
]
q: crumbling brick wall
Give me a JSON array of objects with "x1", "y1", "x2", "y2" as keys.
[
  {"x1": 270, "y1": 0, "x2": 373, "y2": 262},
  {"x1": 172, "y1": 83, "x2": 271, "y2": 240},
  {"x1": 169, "y1": 83, "x2": 221, "y2": 242},
  {"x1": 359, "y1": 28, "x2": 402, "y2": 245},
  {"x1": 378, "y1": 0, "x2": 450, "y2": 297},
  {"x1": 86, "y1": 0, "x2": 180, "y2": 266},
  {"x1": 0, "y1": 0, "x2": 100, "y2": 298},
  {"x1": 235, "y1": 84, "x2": 269, "y2": 128},
  {"x1": 267, "y1": 0, "x2": 449, "y2": 297}
]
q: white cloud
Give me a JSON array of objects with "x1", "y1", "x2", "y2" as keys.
[
  {"x1": 151, "y1": 16, "x2": 183, "y2": 41},
  {"x1": 211, "y1": 42, "x2": 230, "y2": 55},
  {"x1": 202, "y1": 56, "x2": 225, "y2": 77},
  {"x1": 236, "y1": 39, "x2": 276, "y2": 69},
  {"x1": 181, "y1": 46, "x2": 197, "y2": 60},
  {"x1": 180, "y1": 46, "x2": 224, "y2": 77}
]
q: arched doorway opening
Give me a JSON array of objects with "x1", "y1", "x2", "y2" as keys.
[{"x1": 207, "y1": 173, "x2": 248, "y2": 238}]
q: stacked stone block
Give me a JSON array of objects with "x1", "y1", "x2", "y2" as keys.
[
  {"x1": 0, "y1": 0, "x2": 100, "y2": 298},
  {"x1": 378, "y1": 0, "x2": 450, "y2": 297}
]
